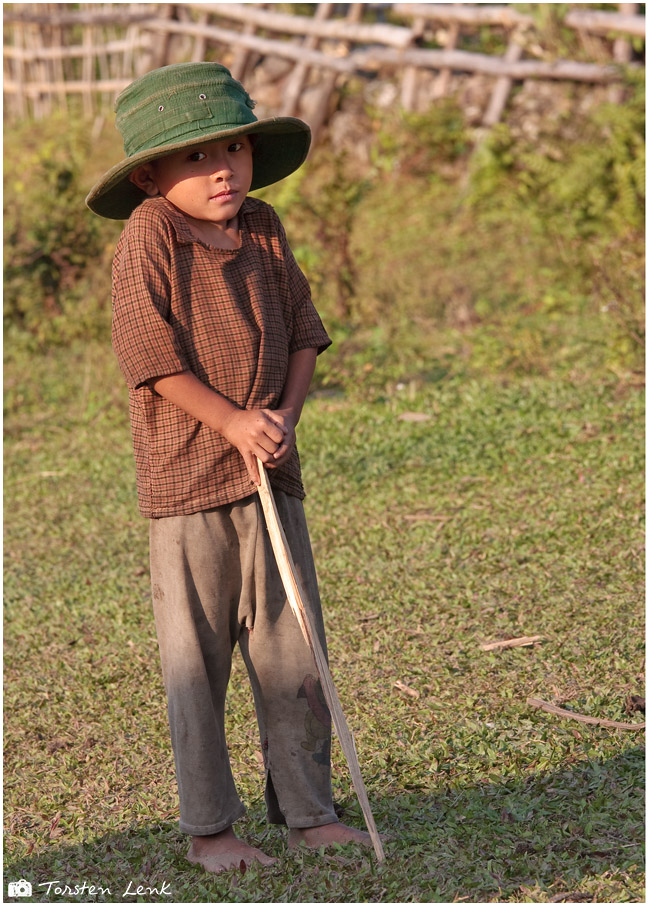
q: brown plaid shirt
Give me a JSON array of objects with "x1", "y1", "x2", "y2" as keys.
[{"x1": 112, "y1": 196, "x2": 331, "y2": 518}]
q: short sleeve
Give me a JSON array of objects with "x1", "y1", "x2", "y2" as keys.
[
  {"x1": 276, "y1": 219, "x2": 332, "y2": 356},
  {"x1": 112, "y1": 205, "x2": 189, "y2": 389}
]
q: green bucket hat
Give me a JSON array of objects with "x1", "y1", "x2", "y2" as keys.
[{"x1": 85, "y1": 62, "x2": 311, "y2": 219}]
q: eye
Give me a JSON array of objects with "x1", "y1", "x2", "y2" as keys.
[
  {"x1": 228, "y1": 142, "x2": 245, "y2": 152},
  {"x1": 187, "y1": 151, "x2": 206, "y2": 162}
]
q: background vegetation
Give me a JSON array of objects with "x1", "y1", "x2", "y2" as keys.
[{"x1": 4, "y1": 40, "x2": 645, "y2": 906}]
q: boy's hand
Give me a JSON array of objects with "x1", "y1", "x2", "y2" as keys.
[
  {"x1": 265, "y1": 408, "x2": 298, "y2": 470},
  {"x1": 220, "y1": 408, "x2": 288, "y2": 486}
]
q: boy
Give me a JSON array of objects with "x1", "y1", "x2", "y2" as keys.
[{"x1": 86, "y1": 62, "x2": 372, "y2": 873}]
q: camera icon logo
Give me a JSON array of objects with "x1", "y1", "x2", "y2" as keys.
[{"x1": 8, "y1": 879, "x2": 32, "y2": 897}]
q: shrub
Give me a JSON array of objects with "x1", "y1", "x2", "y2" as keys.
[{"x1": 4, "y1": 112, "x2": 120, "y2": 348}]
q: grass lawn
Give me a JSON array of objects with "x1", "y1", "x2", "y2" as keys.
[{"x1": 4, "y1": 338, "x2": 644, "y2": 903}]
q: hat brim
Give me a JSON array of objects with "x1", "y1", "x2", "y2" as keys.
[{"x1": 85, "y1": 117, "x2": 310, "y2": 219}]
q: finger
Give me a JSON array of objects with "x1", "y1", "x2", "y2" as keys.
[
  {"x1": 245, "y1": 453, "x2": 260, "y2": 486},
  {"x1": 256, "y1": 435, "x2": 281, "y2": 456},
  {"x1": 272, "y1": 441, "x2": 290, "y2": 461},
  {"x1": 261, "y1": 411, "x2": 289, "y2": 437}
]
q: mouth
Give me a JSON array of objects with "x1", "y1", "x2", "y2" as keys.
[{"x1": 211, "y1": 188, "x2": 238, "y2": 202}]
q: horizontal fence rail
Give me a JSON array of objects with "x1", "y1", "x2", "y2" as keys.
[{"x1": 3, "y1": 2, "x2": 645, "y2": 134}]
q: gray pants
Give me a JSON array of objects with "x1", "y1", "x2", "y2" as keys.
[{"x1": 149, "y1": 490, "x2": 337, "y2": 836}]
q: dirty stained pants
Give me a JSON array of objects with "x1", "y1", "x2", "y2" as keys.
[{"x1": 148, "y1": 490, "x2": 337, "y2": 836}]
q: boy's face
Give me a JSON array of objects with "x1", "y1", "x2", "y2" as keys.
[{"x1": 129, "y1": 135, "x2": 254, "y2": 226}]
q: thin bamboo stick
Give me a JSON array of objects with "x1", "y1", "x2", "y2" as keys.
[{"x1": 256, "y1": 461, "x2": 385, "y2": 863}]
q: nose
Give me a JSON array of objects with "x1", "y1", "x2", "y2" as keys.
[{"x1": 209, "y1": 157, "x2": 233, "y2": 181}]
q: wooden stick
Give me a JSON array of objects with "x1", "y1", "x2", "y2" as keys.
[
  {"x1": 528, "y1": 697, "x2": 646, "y2": 731},
  {"x1": 256, "y1": 460, "x2": 385, "y2": 862},
  {"x1": 481, "y1": 635, "x2": 544, "y2": 651}
]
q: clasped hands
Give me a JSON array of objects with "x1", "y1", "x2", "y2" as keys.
[{"x1": 221, "y1": 407, "x2": 296, "y2": 486}]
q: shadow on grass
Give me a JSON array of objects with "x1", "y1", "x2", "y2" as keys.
[{"x1": 4, "y1": 747, "x2": 644, "y2": 903}]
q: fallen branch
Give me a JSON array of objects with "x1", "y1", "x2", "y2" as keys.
[
  {"x1": 527, "y1": 697, "x2": 646, "y2": 731},
  {"x1": 481, "y1": 635, "x2": 544, "y2": 651}
]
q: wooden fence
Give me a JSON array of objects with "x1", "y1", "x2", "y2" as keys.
[{"x1": 3, "y1": 3, "x2": 645, "y2": 138}]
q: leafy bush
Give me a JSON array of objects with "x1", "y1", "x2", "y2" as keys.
[
  {"x1": 4, "y1": 112, "x2": 121, "y2": 349},
  {"x1": 469, "y1": 72, "x2": 645, "y2": 238}
]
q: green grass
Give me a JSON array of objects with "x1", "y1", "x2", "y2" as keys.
[{"x1": 4, "y1": 338, "x2": 644, "y2": 903}]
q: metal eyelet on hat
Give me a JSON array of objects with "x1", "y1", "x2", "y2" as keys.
[
  {"x1": 158, "y1": 105, "x2": 165, "y2": 112},
  {"x1": 199, "y1": 93, "x2": 207, "y2": 100}
]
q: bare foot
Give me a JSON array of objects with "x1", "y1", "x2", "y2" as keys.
[
  {"x1": 187, "y1": 826, "x2": 277, "y2": 874},
  {"x1": 288, "y1": 821, "x2": 375, "y2": 850}
]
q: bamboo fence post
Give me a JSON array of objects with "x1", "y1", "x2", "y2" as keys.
[
  {"x1": 280, "y1": 3, "x2": 335, "y2": 118},
  {"x1": 81, "y1": 13, "x2": 94, "y2": 117},
  {"x1": 191, "y1": 9, "x2": 210, "y2": 62},
  {"x1": 431, "y1": 19, "x2": 460, "y2": 100},
  {"x1": 610, "y1": 2, "x2": 638, "y2": 102},
  {"x1": 230, "y1": 5, "x2": 268, "y2": 82},
  {"x1": 229, "y1": 22, "x2": 255, "y2": 81},
  {"x1": 482, "y1": 27, "x2": 526, "y2": 126},
  {"x1": 52, "y1": 18, "x2": 67, "y2": 112},
  {"x1": 306, "y1": 3, "x2": 363, "y2": 147},
  {"x1": 13, "y1": 19, "x2": 27, "y2": 118},
  {"x1": 400, "y1": 14, "x2": 426, "y2": 110},
  {"x1": 153, "y1": 4, "x2": 177, "y2": 69},
  {"x1": 122, "y1": 23, "x2": 135, "y2": 82},
  {"x1": 96, "y1": 16, "x2": 112, "y2": 112},
  {"x1": 613, "y1": 3, "x2": 639, "y2": 61},
  {"x1": 26, "y1": 20, "x2": 42, "y2": 118}
]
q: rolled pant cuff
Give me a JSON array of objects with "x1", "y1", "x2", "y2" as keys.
[
  {"x1": 284, "y1": 810, "x2": 338, "y2": 830},
  {"x1": 179, "y1": 805, "x2": 246, "y2": 837}
]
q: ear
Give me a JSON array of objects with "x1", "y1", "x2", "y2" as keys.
[{"x1": 128, "y1": 163, "x2": 160, "y2": 197}]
